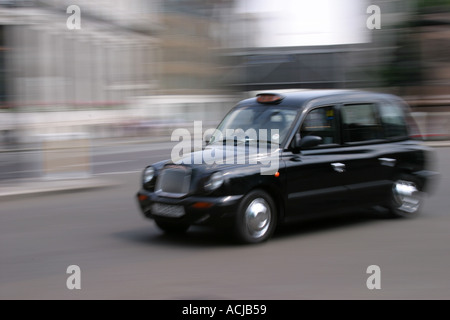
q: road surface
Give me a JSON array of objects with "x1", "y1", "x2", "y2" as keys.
[{"x1": 0, "y1": 143, "x2": 449, "y2": 299}]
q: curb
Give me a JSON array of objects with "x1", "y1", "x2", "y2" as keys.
[
  {"x1": 0, "y1": 177, "x2": 119, "y2": 201},
  {"x1": 0, "y1": 148, "x2": 40, "y2": 153},
  {"x1": 422, "y1": 141, "x2": 450, "y2": 148}
]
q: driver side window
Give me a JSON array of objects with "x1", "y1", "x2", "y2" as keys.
[{"x1": 300, "y1": 106, "x2": 337, "y2": 145}]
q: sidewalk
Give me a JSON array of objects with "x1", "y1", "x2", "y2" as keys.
[
  {"x1": 0, "y1": 136, "x2": 173, "y2": 201},
  {"x1": 422, "y1": 140, "x2": 450, "y2": 148},
  {"x1": 0, "y1": 176, "x2": 119, "y2": 201}
]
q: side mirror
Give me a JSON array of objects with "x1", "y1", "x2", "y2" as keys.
[
  {"x1": 204, "y1": 133, "x2": 212, "y2": 144},
  {"x1": 292, "y1": 134, "x2": 322, "y2": 153}
]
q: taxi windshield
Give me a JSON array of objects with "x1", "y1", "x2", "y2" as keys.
[{"x1": 210, "y1": 105, "x2": 298, "y2": 145}]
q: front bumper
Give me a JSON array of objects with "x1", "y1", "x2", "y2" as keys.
[{"x1": 136, "y1": 190, "x2": 243, "y2": 227}]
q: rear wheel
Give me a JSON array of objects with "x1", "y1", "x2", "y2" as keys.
[
  {"x1": 234, "y1": 190, "x2": 277, "y2": 244},
  {"x1": 388, "y1": 175, "x2": 423, "y2": 218},
  {"x1": 154, "y1": 219, "x2": 190, "y2": 234}
]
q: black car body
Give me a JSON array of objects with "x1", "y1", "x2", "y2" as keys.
[{"x1": 136, "y1": 90, "x2": 438, "y2": 243}]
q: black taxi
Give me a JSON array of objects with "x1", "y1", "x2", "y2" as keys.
[{"x1": 136, "y1": 90, "x2": 438, "y2": 244}]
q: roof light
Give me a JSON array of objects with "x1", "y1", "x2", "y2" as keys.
[{"x1": 256, "y1": 93, "x2": 284, "y2": 104}]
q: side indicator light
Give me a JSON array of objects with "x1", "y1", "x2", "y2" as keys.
[
  {"x1": 192, "y1": 202, "x2": 213, "y2": 209},
  {"x1": 274, "y1": 172, "x2": 280, "y2": 178},
  {"x1": 138, "y1": 194, "x2": 148, "y2": 201}
]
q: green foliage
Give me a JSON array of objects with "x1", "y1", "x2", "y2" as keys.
[{"x1": 417, "y1": 0, "x2": 450, "y2": 10}]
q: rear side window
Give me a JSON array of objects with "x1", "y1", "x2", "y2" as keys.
[
  {"x1": 379, "y1": 101, "x2": 409, "y2": 139},
  {"x1": 341, "y1": 103, "x2": 384, "y2": 143}
]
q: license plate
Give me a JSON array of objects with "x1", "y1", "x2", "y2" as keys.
[{"x1": 151, "y1": 203, "x2": 185, "y2": 218}]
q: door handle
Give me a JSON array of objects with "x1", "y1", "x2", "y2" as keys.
[
  {"x1": 331, "y1": 162, "x2": 345, "y2": 173},
  {"x1": 378, "y1": 157, "x2": 396, "y2": 167}
]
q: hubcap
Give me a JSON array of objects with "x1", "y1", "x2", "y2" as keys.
[
  {"x1": 245, "y1": 198, "x2": 271, "y2": 239},
  {"x1": 393, "y1": 180, "x2": 421, "y2": 214}
]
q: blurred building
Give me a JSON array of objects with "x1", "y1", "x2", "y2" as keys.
[
  {"x1": 0, "y1": 0, "x2": 235, "y2": 112},
  {"x1": 0, "y1": 0, "x2": 448, "y2": 142},
  {"x1": 155, "y1": 0, "x2": 232, "y2": 94},
  {"x1": 0, "y1": 0, "x2": 160, "y2": 110},
  {"x1": 0, "y1": 0, "x2": 237, "y2": 148},
  {"x1": 219, "y1": 0, "x2": 417, "y2": 91},
  {"x1": 1, "y1": 0, "x2": 448, "y2": 105},
  {"x1": 218, "y1": 0, "x2": 450, "y2": 102},
  {"x1": 405, "y1": 3, "x2": 450, "y2": 102}
]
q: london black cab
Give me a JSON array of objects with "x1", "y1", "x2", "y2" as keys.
[{"x1": 136, "y1": 90, "x2": 438, "y2": 244}]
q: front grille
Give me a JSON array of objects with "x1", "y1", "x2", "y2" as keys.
[{"x1": 155, "y1": 166, "x2": 191, "y2": 197}]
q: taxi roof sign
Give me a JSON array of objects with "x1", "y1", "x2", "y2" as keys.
[{"x1": 256, "y1": 93, "x2": 285, "y2": 104}]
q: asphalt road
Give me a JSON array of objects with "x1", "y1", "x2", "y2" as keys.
[{"x1": 0, "y1": 145, "x2": 449, "y2": 300}]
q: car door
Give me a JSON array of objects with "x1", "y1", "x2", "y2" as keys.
[
  {"x1": 362, "y1": 98, "x2": 413, "y2": 200},
  {"x1": 337, "y1": 101, "x2": 394, "y2": 207},
  {"x1": 284, "y1": 105, "x2": 354, "y2": 220}
]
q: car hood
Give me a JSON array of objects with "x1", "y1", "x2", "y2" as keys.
[{"x1": 169, "y1": 143, "x2": 281, "y2": 173}]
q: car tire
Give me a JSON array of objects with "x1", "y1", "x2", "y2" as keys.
[
  {"x1": 154, "y1": 219, "x2": 190, "y2": 234},
  {"x1": 387, "y1": 174, "x2": 423, "y2": 218},
  {"x1": 233, "y1": 190, "x2": 277, "y2": 244}
]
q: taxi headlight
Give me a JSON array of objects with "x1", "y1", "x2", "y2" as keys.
[
  {"x1": 204, "y1": 172, "x2": 224, "y2": 192},
  {"x1": 143, "y1": 166, "x2": 155, "y2": 184}
]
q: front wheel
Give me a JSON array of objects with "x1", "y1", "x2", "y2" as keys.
[
  {"x1": 234, "y1": 190, "x2": 277, "y2": 244},
  {"x1": 154, "y1": 219, "x2": 190, "y2": 234},
  {"x1": 388, "y1": 175, "x2": 423, "y2": 218}
]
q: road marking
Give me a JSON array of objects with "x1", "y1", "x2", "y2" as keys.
[
  {"x1": 4, "y1": 170, "x2": 40, "y2": 174},
  {"x1": 94, "y1": 160, "x2": 134, "y2": 166},
  {"x1": 94, "y1": 170, "x2": 141, "y2": 176}
]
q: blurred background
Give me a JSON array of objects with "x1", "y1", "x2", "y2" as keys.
[
  {"x1": 1, "y1": 0, "x2": 450, "y2": 301},
  {"x1": 0, "y1": 0, "x2": 449, "y2": 181}
]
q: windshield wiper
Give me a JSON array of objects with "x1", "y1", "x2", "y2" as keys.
[{"x1": 210, "y1": 138, "x2": 241, "y2": 145}]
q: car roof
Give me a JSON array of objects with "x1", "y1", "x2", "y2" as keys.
[{"x1": 236, "y1": 89, "x2": 400, "y2": 108}]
